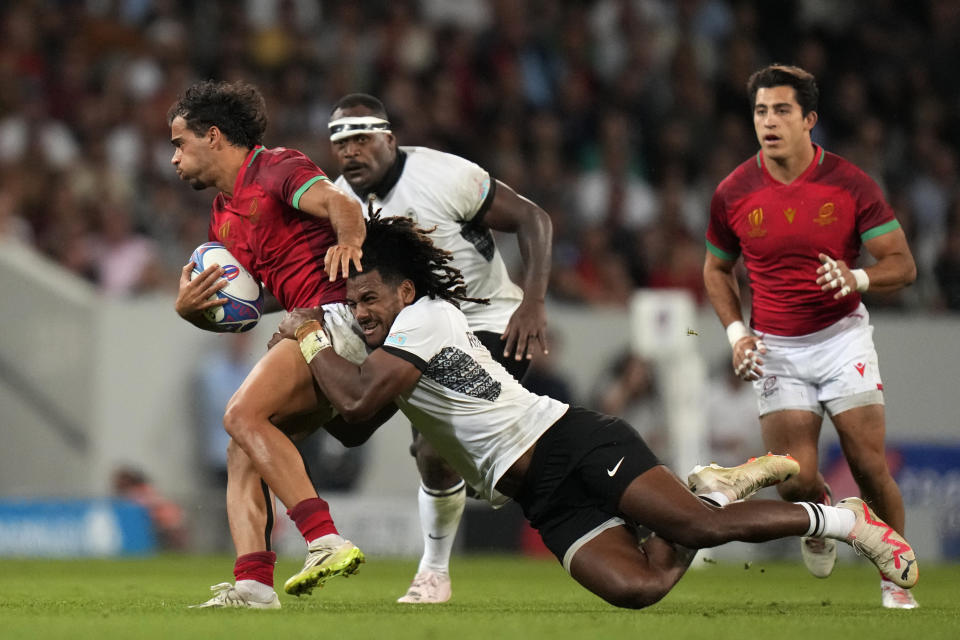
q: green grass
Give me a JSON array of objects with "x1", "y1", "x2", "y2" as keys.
[{"x1": 0, "y1": 555, "x2": 957, "y2": 639}]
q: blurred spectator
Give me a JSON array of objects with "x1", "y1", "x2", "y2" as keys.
[
  {"x1": 934, "y1": 212, "x2": 960, "y2": 311},
  {"x1": 590, "y1": 351, "x2": 667, "y2": 455},
  {"x1": 112, "y1": 465, "x2": 188, "y2": 550},
  {"x1": 0, "y1": 1, "x2": 954, "y2": 310},
  {"x1": 193, "y1": 333, "x2": 256, "y2": 487},
  {"x1": 521, "y1": 331, "x2": 576, "y2": 404},
  {"x1": 702, "y1": 361, "x2": 762, "y2": 467}
]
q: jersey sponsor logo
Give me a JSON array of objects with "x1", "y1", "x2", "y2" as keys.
[
  {"x1": 424, "y1": 346, "x2": 501, "y2": 401},
  {"x1": 855, "y1": 362, "x2": 866, "y2": 377},
  {"x1": 814, "y1": 202, "x2": 837, "y2": 226},
  {"x1": 747, "y1": 208, "x2": 767, "y2": 237},
  {"x1": 784, "y1": 207, "x2": 796, "y2": 223},
  {"x1": 217, "y1": 221, "x2": 237, "y2": 251},
  {"x1": 385, "y1": 332, "x2": 408, "y2": 346}
]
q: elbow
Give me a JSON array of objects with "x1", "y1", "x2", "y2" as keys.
[
  {"x1": 904, "y1": 262, "x2": 918, "y2": 286},
  {"x1": 338, "y1": 401, "x2": 378, "y2": 424}
]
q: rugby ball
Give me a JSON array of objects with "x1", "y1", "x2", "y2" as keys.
[{"x1": 189, "y1": 242, "x2": 263, "y2": 333}]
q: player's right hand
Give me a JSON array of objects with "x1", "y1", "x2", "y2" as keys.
[
  {"x1": 324, "y1": 244, "x2": 363, "y2": 281},
  {"x1": 174, "y1": 261, "x2": 227, "y2": 322},
  {"x1": 731, "y1": 335, "x2": 767, "y2": 381}
]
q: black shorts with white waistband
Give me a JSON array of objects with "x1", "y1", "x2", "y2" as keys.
[{"x1": 514, "y1": 406, "x2": 661, "y2": 568}]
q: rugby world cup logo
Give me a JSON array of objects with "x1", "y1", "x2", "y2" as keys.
[{"x1": 748, "y1": 207, "x2": 767, "y2": 237}]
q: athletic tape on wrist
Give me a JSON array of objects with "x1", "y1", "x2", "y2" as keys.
[
  {"x1": 851, "y1": 268, "x2": 869, "y2": 292},
  {"x1": 725, "y1": 321, "x2": 751, "y2": 349},
  {"x1": 299, "y1": 329, "x2": 331, "y2": 363}
]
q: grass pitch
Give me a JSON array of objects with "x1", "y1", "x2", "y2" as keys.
[{"x1": 1, "y1": 554, "x2": 956, "y2": 640}]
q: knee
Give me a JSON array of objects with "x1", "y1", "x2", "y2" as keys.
[
  {"x1": 601, "y1": 574, "x2": 672, "y2": 610},
  {"x1": 776, "y1": 470, "x2": 822, "y2": 502},
  {"x1": 223, "y1": 395, "x2": 255, "y2": 442},
  {"x1": 412, "y1": 435, "x2": 460, "y2": 490}
]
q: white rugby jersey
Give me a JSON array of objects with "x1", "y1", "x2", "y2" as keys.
[
  {"x1": 335, "y1": 146, "x2": 524, "y2": 332},
  {"x1": 381, "y1": 297, "x2": 569, "y2": 505}
]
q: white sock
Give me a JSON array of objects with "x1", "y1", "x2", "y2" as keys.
[
  {"x1": 236, "y1": 579, "x2": 275, "y2": 600},
  {"x1": 416, "y1": 481, "x2": 466, "y2": 575},
  {"x1": 700, "y1": 491, "x2": 730, "y2": 507},
  {"x1": 799, "y1": 502, "x2": 856, "y2": 538},
  {"x1": 312, "y1": 532, "x2": 346, "y2": 547}
]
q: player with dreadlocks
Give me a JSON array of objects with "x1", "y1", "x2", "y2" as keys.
[
  {"x1": 275, "y1": 214, "x2": 918, "y2": 609},
  {"x1": 352, "y1": 210, "x2": 489, "y2": 310}
]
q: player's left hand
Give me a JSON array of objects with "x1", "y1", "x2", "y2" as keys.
[
  {"x1": 324, "y1": 244, "x2": 363, "y2": 281},
  {"x1": 278, "y1": 307, "x2": 325, "y2": 340},
  {"x1": 501, "y1": 299, "x2": 548, "y2": 361},
  {"x1": 816, "y1": 253, "x2": 856, "y2": 300}
]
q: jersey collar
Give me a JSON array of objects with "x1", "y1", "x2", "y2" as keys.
[
  {"x1": 230, "y1": 146, "x2": 264, "y2": 196},
  {"x1": 757, "y1": 143, "x2": 824, "y2": 185},
  {"x1": 351, "y1": 149, "x2": 407, "y2": 201}
]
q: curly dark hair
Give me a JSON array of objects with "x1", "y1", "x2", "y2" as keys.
[
  {"x1": 167, "y1": 80, "x2": 267, "y2": 149},
  {"x1": 747, "y1": 64, "x2": 819, "y2": 116},
  {"x1": 352, "y1": 207, "x2": 489, "y2": 308}
]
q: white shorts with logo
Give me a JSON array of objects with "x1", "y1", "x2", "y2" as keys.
[{"x1": 753, "y1": 303, "x2": 885, "y2": 417}]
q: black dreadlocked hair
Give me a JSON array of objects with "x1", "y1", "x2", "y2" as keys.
[{"x1": 351, "y1": 205, "x2": 489, "y2": 309}]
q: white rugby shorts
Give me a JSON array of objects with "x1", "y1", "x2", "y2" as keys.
[{"x1": 752, "y1": 303, "x2": 884, "y2": 417}]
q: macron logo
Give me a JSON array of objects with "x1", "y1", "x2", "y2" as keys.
[{"x1": 607, "y1": 457, "x2": 625, "y2": 477}]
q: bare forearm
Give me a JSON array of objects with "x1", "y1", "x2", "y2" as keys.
[
  {"x1": 862, "y1": 252, "x2": 917, "y2": 294},
  {"x1": 516, "y1": 204, "x2": 553, "y2": 302},
  {"x1": 328, "y1": 195, "x2": 365, "y2": 247},
  {"x1": 703, "y1": 266, "x2": 744, "y2": 328}
]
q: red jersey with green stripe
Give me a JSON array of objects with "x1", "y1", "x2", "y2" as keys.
[
  {"x1": 208, "y1": 145, "x2": 343, "y2": 310},
  {"x1": 706, "y1": 144, "x2": 900, "y2": 336}
]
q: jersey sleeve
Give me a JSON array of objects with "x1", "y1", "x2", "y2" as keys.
[
  {"x1": 705, "y1": 188, "x2": 741, "y2": 260},
  {"x1": 258, "y1": 150, "x2": 330, "y2": 211},
  {"x1": 853, "y1": 170, "x2": 899, "y2": 241},
  {"x1": 441, "y1": 155, "x2": 495, "y2": 223},
  {"x1": 380, "y1": 301, "x2": 447, "y2": 371}
]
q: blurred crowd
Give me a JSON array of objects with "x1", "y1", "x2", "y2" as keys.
[{"x1": 1, "y1": 0, "x2": 959, "y2": 310}]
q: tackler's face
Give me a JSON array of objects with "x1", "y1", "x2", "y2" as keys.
[
  {"x1": 346, "y1": 270, "x2": 415, "y2": 348},
  {"x1": 329, "y1": 105, "x2": 396, "y2": 193}
]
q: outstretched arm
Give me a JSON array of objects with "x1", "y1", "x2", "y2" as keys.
[
  {"x1": 482, "y1": 180, "x2": 553, "y2": 361},
  {"x1": 296, "y1": 179, "x2": 366, "y2": 280}
]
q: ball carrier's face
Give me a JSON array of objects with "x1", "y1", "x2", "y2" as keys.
[{"x1": 329, "y1": 105, "x2": 397, "y2": 193}]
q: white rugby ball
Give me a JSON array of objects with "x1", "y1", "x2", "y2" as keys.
[{"x1": 189, "y1": 242, "x2": 263, "y2": 333}]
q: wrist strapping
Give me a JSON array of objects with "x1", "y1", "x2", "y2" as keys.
[
  {"x1": 725, "y1": 320, "x2": 751, "y2": 348},
  {"x1": 299, "y1": 328, "x2": 331, "y2": 363},
  {"x1": 851, "y1": 268, "x2": 869, "y2": 292}
]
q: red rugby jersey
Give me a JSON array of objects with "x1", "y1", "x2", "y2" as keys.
[
  {"x1": 207, "y1": 146, "x2": 343, "y2": 310},
  {"x1": 706, "y1": 144, "x2": 900, "y2": 336}
]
